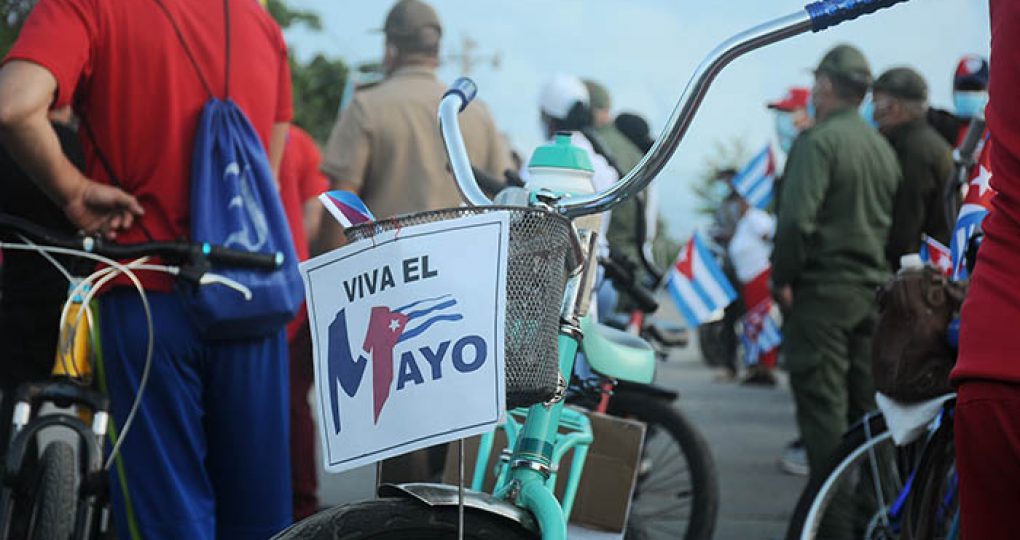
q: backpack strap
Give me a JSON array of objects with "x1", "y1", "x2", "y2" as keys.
[{"x1": 150, "y1": 0, "x2": 232, "y2": 99}]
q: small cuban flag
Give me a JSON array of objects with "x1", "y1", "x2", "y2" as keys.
[
  {"x1": 731, "y1": 145, "x2": 776, "y2": 210},
  {"x1": 319, "y1": 190, "x2": 376, "y2": 229},
  {"x1": 740, "y1": 301, "x2": 782, "y2": 367},
  {"x1": 918, "y1": 234, "x2": 953, "y2": 277},
  {"x1": 667, "y1": 232, "x2": 738, "y2": 328},
  {"x1": 949, "y1": 159, "x2": 995, "y2": 281}
]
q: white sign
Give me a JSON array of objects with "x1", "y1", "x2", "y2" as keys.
[{"x1": 302, "y1": 212, "x2": 509, "y2": 473}]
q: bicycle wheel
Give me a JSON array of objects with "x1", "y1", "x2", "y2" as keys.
[
  {"x1": 903, "y1": 413, "x2": 956, "y2": 540},
  {"x1": 272, "y1": 498, "x2": 536, "y2": 539},
  {"x1": 608, "y1": 390, "x2": 719, "y2": 540},
  {"x1": 786, "y1": 413, "x2": 921, "y2": 540},
  {"x1": 27, "y1": 441, "x2": 77, "y2": 540}
]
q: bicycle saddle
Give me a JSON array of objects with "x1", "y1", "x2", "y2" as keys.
[{"x1": 580, "y1": 314, "x2": 656, "y2": 384}]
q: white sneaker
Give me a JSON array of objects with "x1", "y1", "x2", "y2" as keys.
[{"x1": 778, "y1": 442, "x2": 809, "y2": 476}]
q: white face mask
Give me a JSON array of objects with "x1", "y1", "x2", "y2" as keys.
[{"x1": 954, "y1": 91, "x2": 989, "y2": 119}]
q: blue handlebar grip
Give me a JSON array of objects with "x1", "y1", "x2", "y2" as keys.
[
  {"x1": 805, "y1": 0, "x2": 909, "y2": 32},
  {"x1": 444, "y1": 77, "x2": 478, "y2": 112}
]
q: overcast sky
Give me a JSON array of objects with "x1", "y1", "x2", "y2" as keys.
[{"x1": 284, "y1": 0, "x2": 991, "y2": 240}]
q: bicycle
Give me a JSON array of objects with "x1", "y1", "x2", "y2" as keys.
[
  {"x1": 275, "y1": 2, "x2": 914, "y2": 538},
  {"x1": 0, "y1": 213, "x2": 284, "y2": 540},
  {"x1": 784, "y1": 394, "x2": 956, "y2": 540}
]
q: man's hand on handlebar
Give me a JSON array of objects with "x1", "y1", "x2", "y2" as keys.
[{"x1": 63, "y1": 177, "x2": 145, "y2": 240}]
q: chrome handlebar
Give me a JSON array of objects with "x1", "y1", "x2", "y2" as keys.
[{"x1": 438, "y1": 0, "x2": 910, "y2": 217}]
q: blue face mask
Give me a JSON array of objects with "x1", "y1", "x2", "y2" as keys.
[
  {"x1": 774, "y1": 112, "x2": 799, "y2": 154},
  {"x1": 954, "y1": 91, "x2": 988, "y2": 119},
  {"x1": 859, "y1": 97, "x2": 879, "y2": 129}
]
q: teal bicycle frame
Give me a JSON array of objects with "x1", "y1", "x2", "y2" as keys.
[{"x1": 436, "y1": 2, "x2": 913, "y2": 537}]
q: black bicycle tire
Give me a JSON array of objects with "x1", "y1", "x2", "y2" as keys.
[
  {"x1": 27, "y1": 441, "x2": 77, "y2": 540},
  {"x1": 271, "y1": 498, "x2": 536, "y2": 539},
  {"x1": 608, "y1": 390, "x2": 719, "y2": 540},
  {"x1": 902, "y1": 415, "x2": 956, "y2": 540},
  {"x1": 785, "y1": 413, "x2": 894, "y2": 540}
]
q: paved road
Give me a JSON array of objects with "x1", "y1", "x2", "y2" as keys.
[
  {"x1": 659, "y1": 337, "x2": 806, "y2": 540},
  {"x1": 314, "y1": 326, "x2": 808, "y2": 540}
]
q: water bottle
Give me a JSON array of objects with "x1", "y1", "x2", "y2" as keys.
[{"x1": 525, "y1": 132, "x2": 602, "y2": 235}]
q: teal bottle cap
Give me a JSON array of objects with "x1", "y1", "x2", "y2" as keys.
[{"x1": 527, "y1": 132, "x2": 594, "y2": 172}]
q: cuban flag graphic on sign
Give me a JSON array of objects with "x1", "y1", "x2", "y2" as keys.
[
  {"x1": 319, "y1": 189, "x2": 376, "y2": 229},
  {"x1": 918, "y1": 234, "x2": 953, "y2": 277},
  {"x1": 731, "y1": 145, "x2": 776, "y2": 210},
  {"x1": 950, "y1": 161, "x2": 994, "y2": 281},
  {"x1": 667, "y1": 232, "x2": 738, "y2": 328}
]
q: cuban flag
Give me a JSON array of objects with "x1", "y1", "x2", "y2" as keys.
[
  {"x1": 918, "y1": 235, "x2": 953, "y2": 277},
  {"x1": 740, "y1": 300, "x2": 782, "y2": 366},
  {"x1": 731, "y1": 145, "x2": 776, "y2": 210},
  {"x1": 667, "y1": 232, "x2": 738, "y2": 328},
  {"x1": 319, "y1": 190, "x2": 376, "y2": 229},
  {"x1": 950, "y1": 161, "x2": 994, "y2": 281}
]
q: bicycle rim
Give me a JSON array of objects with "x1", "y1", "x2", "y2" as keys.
[{"x1": 797, "y1": 425, "x2": 911, "y2": 540}]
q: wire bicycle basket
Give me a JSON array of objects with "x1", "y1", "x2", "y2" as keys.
[{"x1": 346, "y1": 206, "x2": 576, "y2": 409}]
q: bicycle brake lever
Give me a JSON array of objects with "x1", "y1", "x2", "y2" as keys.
[{"x1": 199, "y1": 273, "x2": 253, "y2": 301}]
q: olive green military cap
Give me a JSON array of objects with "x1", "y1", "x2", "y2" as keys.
[
  {"x1": 384, "y1": 0, "x2": 442, "y2": 39},
  {"x1": 816, "y1": 44, "x2": 872, "y2": 87},
  {"x1": 582, "y1": 79, "x2": 612, "y2": 110},
  {"x1": 873, "y1": 67, "x2": 928, "y2": 101}
]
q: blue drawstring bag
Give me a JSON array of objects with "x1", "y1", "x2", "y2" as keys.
[
  {"x1": 148, "y1": 0, "x2": 303, "y2": 339},
  {"x1": 187, "y1": 98, "x2": 304, "y2": 340}
]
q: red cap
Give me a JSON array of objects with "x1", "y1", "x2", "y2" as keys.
[{"x1": 767, "y1": 87, "x2": 811, "y2": 112}]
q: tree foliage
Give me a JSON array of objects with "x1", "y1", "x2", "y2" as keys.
[
  {"x1": 692, "y1": 137, "x2": 749, "y2": 215},
  {"x1": 1, "y1": 0, "x2": 36, "y2": 57},
  {"x1": 266, "y1": 0, "x2": 348, "y2": 143}
]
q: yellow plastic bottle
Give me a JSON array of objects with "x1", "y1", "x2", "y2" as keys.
[{"x1": 53, "y1": 283, "x2": 92, "y2": 379}]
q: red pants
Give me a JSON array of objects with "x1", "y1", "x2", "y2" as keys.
[
  {"x1": 289, "y1": 320, "x2": 318, "y2": 521},
  {"x1": 955, "y1": 379, "x2": 1020, "y2": 540}
]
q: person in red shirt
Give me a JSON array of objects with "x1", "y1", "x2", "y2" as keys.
[
  {"x1": 278, "y1": 125, "x2": 327, "y2": 521},
  {"x1": 0, "y1": 1, "x2": 294, "y2": 538},
  {"x1": 951, "y1": 1, "x2": 1020, "y2": 538}
]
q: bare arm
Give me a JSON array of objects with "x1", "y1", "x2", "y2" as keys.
[
  {"x1": 269, "y1": 122, "x2": 289, "y2": 185},
  {"x1": 0, "y1": 61, "x2": 142, "y2": 237}
]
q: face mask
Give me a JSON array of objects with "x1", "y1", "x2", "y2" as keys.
[
  {"x1": 774, "y1": 112, "x2": 799, "y2": 153},
  {"x1": 858, "y1": 97, "x2": 879, "y2": 129},
  {"x1": 954, "y1": 91, "x2": 989, "y2": 119},
  {"x1": 710, "y1": 180, "x2": 731, "y2": 201},
  {"x1": 806, "y1": 100, "x2": 816, "y2": 121}
]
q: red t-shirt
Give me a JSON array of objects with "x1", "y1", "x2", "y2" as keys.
[
  {"x1": 280, "y1": 125, "x2": 327, "y2": 340},
  {"x1": 5, "y1": 0, "x2": 292, "y2": 289},
  {"x1": 952, "y1": 0, "x2": 1020, "y2": 382}
]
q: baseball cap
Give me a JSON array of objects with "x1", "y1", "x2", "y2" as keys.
[
  {"x1": 383, "y1": 0, "x2": 442, "y2": 39},
  {"x1": 582, "y1": 79, "x2": 611, "y2": 111},
  {"x1": 540, "y1": 74, "x2": 589, "y2": 120},
  {"x1": 954, "y1": 54, "x2": 989, "y2": 91},
  {"x1": 815, "y1": 44, "x2": 872, "y2": 87},
  {"x1": 874, "y1": 67, "x2": 928, "y2": 101},
  {"x1": 767, "y1": 87, "x2": 811, "y2": 112}
]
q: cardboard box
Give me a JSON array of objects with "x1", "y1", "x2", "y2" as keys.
[{"x1": 442, "y1": 408, "x2": 645, "y2": 533}]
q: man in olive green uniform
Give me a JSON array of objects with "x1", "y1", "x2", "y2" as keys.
[
  {"x1": 321, "y1": 0, "x2": 511, "y2": 222},
  {"x1": 319, "y1": 0, "x2": 511, "y2": 484},
  {"x1": 874, "y1": 68, "x2": 955, "y2": 269},
  {"x1": 771, "y1": 45, "x2": 901, "y2": 480}
]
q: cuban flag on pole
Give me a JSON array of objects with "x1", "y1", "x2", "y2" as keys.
[
  {"x1": 918, "y1": 234, "x2": 953, "y2": 277},
  {"x1": 667, "y1": 232, "x2": 738, "y2": 328},
  {"x1": 731, "y1": 145, "x2": 777, "y2": 210},
  {"x1": 319, "y1": 190, "x2": 376, "y2": 229},
  {"x1": 949, "y1": 160, "x2": 994, "y2": 281}
]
